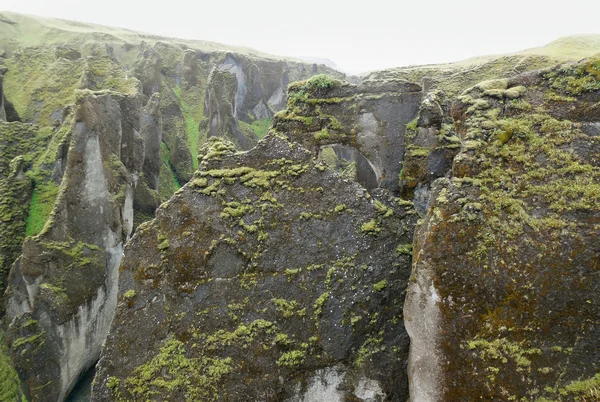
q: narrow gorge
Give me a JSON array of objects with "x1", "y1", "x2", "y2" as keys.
[{"x1": 1, "y1": 10, "x2": 600, "y2": 402}]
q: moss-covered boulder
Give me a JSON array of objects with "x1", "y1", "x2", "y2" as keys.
[
  {"x1": 405, "y1": 56, "x2": 600, "y2": 401},
  {"x1": 92, "y1": 134, "x2": 417, "y2": 401}
]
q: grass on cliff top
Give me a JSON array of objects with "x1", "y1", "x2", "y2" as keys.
[
  {"x1": 0, "y1": 11, "x2": 299, "y2": 62},
  {"x1": 365, "y1": 35, "x2": 600, "y2": 95},
  {"x1": 3, "y1": 48, "x2": 138, "y2": 126}
]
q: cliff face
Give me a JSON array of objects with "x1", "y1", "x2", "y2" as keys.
[
  {"x1": 405, "y1": 58, "x2": 600, "y2": 401},
  {"x1": 92, "y1": 135, "x2": 417, "y2": 401},
  {"x1": 0, "y1": 11, "x2": 343, "y2": 217},
  {"x1": 4, "y1": 87, "x2": 160, "y2": 401},
  {"x1": 2, "y1": 11, "x2": 600, "y2": 402}
]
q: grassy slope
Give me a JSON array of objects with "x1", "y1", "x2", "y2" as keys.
[
  {"x1": 364, "y1": 34, "x2": 600, "y2": 96},
  {"x1": 0, "y1": 11, "x2": 293, "y2": 61}
]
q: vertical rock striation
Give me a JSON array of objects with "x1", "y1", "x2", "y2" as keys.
[{"x1": 5, "y1": 89, "x2": 161, "y2": 401}]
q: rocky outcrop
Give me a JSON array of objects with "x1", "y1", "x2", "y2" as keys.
[
  {"x1": 4, "y1": 86, "x2": 162, "y2": 401},
  {"x1": 199, "y1": 54, "x2": 345, "y2": 153},
  {"x1": 272, "y1": 76, "x2": 422, "y2": 193},
  {"x1": 201, "y1": 67, "x2": 257, "y2": 150},
  {"x1": 92, "y1": 134, "x2": 417, "y2": 401},
  {"x1": 405, "y1": 57, "x2": 600, "y2": 401},
  {"x1": 398, "y1": 90, "x2": 461, "y2": 215}
]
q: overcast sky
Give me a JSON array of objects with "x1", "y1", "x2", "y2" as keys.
[{"x1": 3, "y1": 0, "x2": 599, "y2": 74}]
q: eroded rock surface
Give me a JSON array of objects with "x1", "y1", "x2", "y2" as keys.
[
  {"x1": 405, "y1": 57, "x2": 600, "y2": 401},
  {"x1": 4, "y1": 88, "x2": 159, "y2": 401},
  {"x1": 272, "y1": 76, "x2": 422, "y2": 193},
  {"x1": 93, "y1": 135, "x2": 416, "y2": 401}
]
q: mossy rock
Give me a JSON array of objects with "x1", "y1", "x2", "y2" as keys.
[
  {"x1": 405, "y1": 56, "x2": 600, "y2": 401},
  {"x1": 93, "y1": 135, "x2": 417, "y2": 401}
]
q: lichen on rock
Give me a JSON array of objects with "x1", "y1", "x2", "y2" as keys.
[
  {"x1": 405, "y1": 56, "x2": 600, "y2": 402},
  {"x1": 93, "y1": 134, "x2": 416, "y2": 401}
]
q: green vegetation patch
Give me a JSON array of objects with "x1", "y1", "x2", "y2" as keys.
[
  {"x1": 0, "y1": 329, "x2": 26, "y2": 402},
  {"x1": 120, "y1": 338, "x2": 233, "y2": 401}
]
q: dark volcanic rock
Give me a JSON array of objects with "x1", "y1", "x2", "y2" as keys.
[
  {"x1": 405, "y1": 57, "x2": 600, "y2": 401},
  {"x1": 93, "y1": 134, "x2": 417, "y2": 401},
  {"x1": 272, "y1": 76, "x2": 422, "y2": 194}
]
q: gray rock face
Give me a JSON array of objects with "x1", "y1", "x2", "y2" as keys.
[
  {"x1": 201, "y1": 66, "x2": 256, "y2": 150},
  {"x1": 92, "y1": 135, "x2": 416, "y2": 401},
  {"x1": 4, "y1": 91, "x2": 160, "y2": 402},
  {"x1": 272, "y1": 77, "x2": 422, "y2": 194},
  {"x1": 405, "y1": 58, "x2": 600, "y2": 401}
]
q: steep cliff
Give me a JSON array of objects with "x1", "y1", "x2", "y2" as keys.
[
  {"x1": 0, "y1": 48, "x2": 166, "y2": 401},
  {"x1": 92, "y1": 134, "x2": 417, "y2": 401},
  {"x1": 405, "y1": 57, "x2": 600, "y2": 401},
  {"x1": 0, "y1": 14, "x2": 343, "y2": 400},
  {"x1": 4, "y1": 87, "x2": 154, "y2": 401}
]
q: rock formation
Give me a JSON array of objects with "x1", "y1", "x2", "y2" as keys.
[
  {"x1": 4, "y1": 86, "x2": 159, "y2": 401},
  {"x1": 405, "y1": 58, "x2": 600, "y2": 401},
  {"x1": 92, "y1": 134, "x2": 417, "y2": 401},
  {"x1": 0, "y1": 13, "x2": 343, "y2": 401},
  {"x1": 272, "y1": 76, "x2": 422, "y2": 194},
  {"x1": 2, "y1": 10, "x2": 600, "y2": 402}
]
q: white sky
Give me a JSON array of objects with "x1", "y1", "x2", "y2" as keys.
[{"x1": 2, "y1": 0, "x2": 599, "y2": 74}]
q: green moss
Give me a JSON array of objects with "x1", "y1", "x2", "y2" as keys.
[
  {"x1": 467, "y1": 338, "x2": 542, "y2": 374},
  {"x1": 122, "y1": 338, "x2": 233, "y2": 401},
  {"x1": 334, "y1": 204, "x2": 347, "y2": 213},
  {"x1": 276, "y1": 349, "x2": 306, "y2": 367},
  {"x1": 373, "y1": 200, "x2": 393, "y2": 218},
  {"x1": 25, "y1": 182, "x2": 58, "y2": 236},
  {"x1": 43, "y1": 240, "x2": 102, "y2": 269},
  {"x1": 373, "y1": 280, "x2": 388, "y2": 292},
  {"x1": 407, "y1": 146, "x2": 431, "y2": 157},
  {"x1": 396, "y1": 243, "x2": 413, "y2": 256},
  {"x1": 157, "y1": 234, "x2": 170, "y2": 251},
  {"x1": 313, "y1": 291, "x2": 329, "y2": 321},
  {"x1": 355, "y1": 335, "x2": 384, "y2": 367},
  {"x1": 106, "y1": 376, "x2": 121, "y2": 390},
  {"x1": 405, "y1": 117, "x2": 418, "y2": 140},
  {"x1": 203, "y1": 319, "x2": 275, "y2": 350},
  {"x1": 220, "y1": 201, "x2": 254, "y2": 219},
  {"x1": 40, "y1": 282, "x2": 66, "y2": 295},
  {"x1": 0, "y1": 329, "x2": 26, "y2": 402},
  {"x1": 271, "y1": 298, "x2": 299, "y2": 318},
  {"x1": 313, "y1": 128, "x2": 330, "y2": 141},
  {"x1": 12, "y1": 331, "x2": 45, "y2": 348},
  {"x1": 123, "y1": 290, "x2": 136, "y2": 299},
  {"x1": 361, "y1": 219, "x2": 381, "y2": 235}
]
